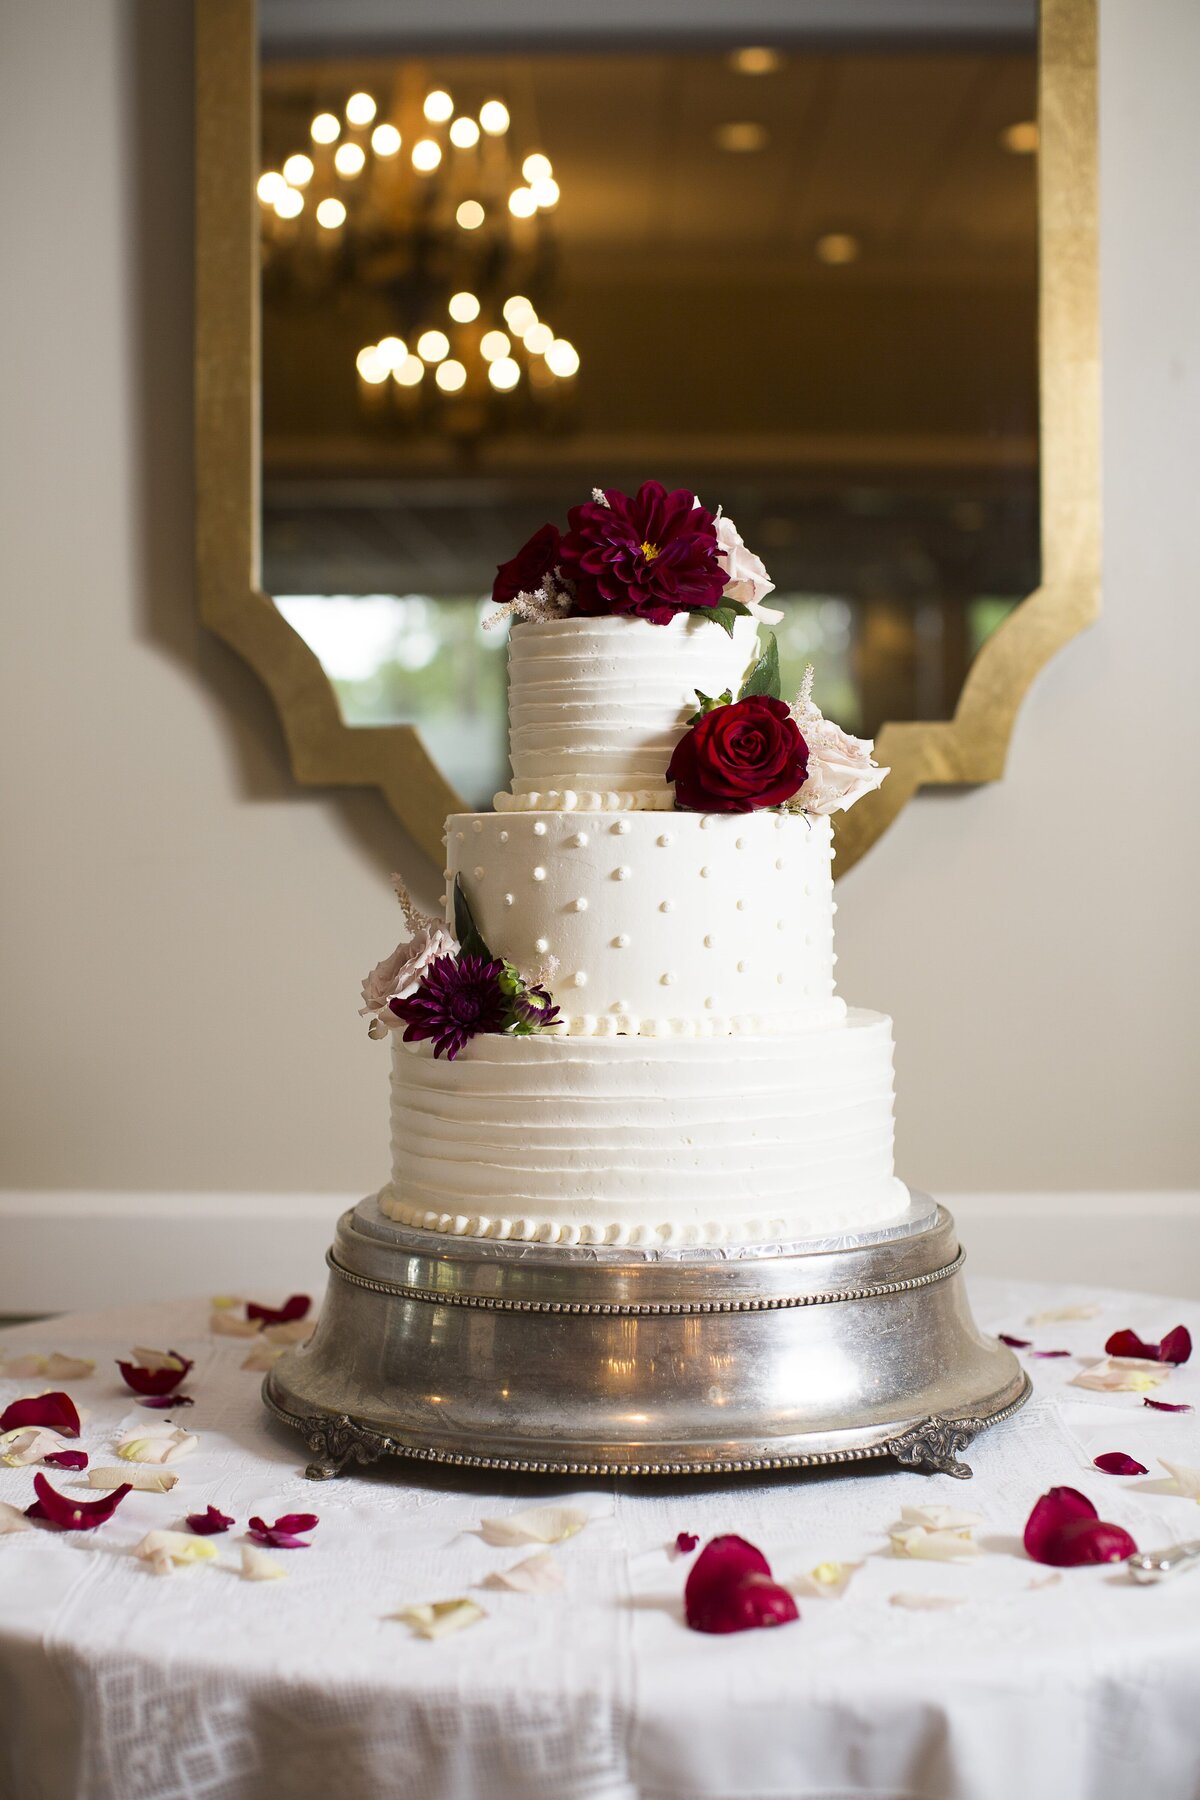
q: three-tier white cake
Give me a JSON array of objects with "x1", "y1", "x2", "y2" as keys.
[{"x1": 376, "y1": 608, "x2": 909, "y2": 1249}]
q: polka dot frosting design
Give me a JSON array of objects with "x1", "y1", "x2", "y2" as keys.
[{"x1": 443, "y1": 809, "x2": 843, "y2": 1034}]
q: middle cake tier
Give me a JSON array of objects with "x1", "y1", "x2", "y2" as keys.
[{"x1": 444, "y1": 808, "x2": 843, "y2": 1035}]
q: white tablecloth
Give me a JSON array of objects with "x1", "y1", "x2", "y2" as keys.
[{"x1": 2, "y1": 1278, "x2": 1200, "y2": 1800}]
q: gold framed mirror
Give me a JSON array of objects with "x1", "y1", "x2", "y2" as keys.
[{"x1": 196, "y1": 0, "x2": 1097, "y2": 875}]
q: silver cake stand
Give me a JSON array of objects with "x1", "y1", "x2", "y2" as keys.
[{"x1": 263, "y1": 1193, "x2": 1029, "y2": 1481}]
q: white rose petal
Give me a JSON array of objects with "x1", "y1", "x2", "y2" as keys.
[
  {"x1": 393, "y1": 1598, "x2": 487, "y2": 1639},
  {"x1": 787, "y1": 1560, "x2": 862, "y2": 1599},
  {"x1": 241, "y1": 1544, "x2": 287, "y2": 1582},
  {"x1": 0, "y1": 1427, "x2": 70, "y2": 1466},
  {"x1": 1028, "y1": 1304, "x2": 1102, "y2": 1324},
  {"x1": 116, "y1": 1427, "x2": 197, "y2": 1465},
  {"x1": 1159, "y1": 1459, "x2": 1200, "y2": 1499},
  {"x1": 134, "y1": 1531, "x2": 218, "y2": 1576},
  {"x1": 480, "y1": 1551, "x2": 564, "y2": 1593},
  {"x1": 1071, "y1": 1357, "x2": 1167, "y2": 1393},
  {"x1": 89, "y1": 1465, "x2": 179, "y2": 1492},
  {"x1": 890, "y1": 1591, "x2": 965, "y2": 1611},
  {"x1": 899, "y1": 1504, "x2": 983, "y2": 1533},
  {"x1": 0, "y1": 1501, "x2": 33, "y2": 1534},
  {"x1": 479, "y1": 1504, "x2": 590, "y2": 1546}
]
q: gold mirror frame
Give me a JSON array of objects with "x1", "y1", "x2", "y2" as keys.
[{"x1": 196, "y1": 0, "x2": 1098, "y2": 876}]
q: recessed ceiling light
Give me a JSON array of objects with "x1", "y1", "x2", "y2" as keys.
[
  {"x1": 815, "y1": 232, "x2": 860, "y2": 266},
  {"x1": 1000, "y1": 120, "x2": 1039, "y2": 155},
  {"x1": 729, "y1": 47, "x2": 782, "y2": 76},
  {"x1": 714, "y1": 121, "x2": 768, "y2": 154}
]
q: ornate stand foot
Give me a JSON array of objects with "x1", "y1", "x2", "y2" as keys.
[
  {"x1": 888, "y1": 1415, "x2": 981, "y2": 1479},
  {"x1": 302, "y1": 1414, "x2": 395, "y2": 1482}
]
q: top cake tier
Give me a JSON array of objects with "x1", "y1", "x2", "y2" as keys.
[{"x1": 496, "y1": 613, "x2": 760, "y2": 812}]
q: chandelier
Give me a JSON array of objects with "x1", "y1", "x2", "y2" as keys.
[{"x1": 257, "y1": 82, "x2": 580, "y2": 421}]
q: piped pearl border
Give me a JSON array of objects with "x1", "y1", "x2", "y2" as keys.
[{"x1": 494, "y1": 788, "x2": 675, "y2": 813}]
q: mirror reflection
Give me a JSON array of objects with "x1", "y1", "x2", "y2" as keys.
[{"x1": 260, "y1": 24, "x2": 1038, "y2": 809}]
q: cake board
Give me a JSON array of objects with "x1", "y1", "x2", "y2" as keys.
[{"x1": 264, "y1": 1194, "x2": 1029, "y2": 1481}]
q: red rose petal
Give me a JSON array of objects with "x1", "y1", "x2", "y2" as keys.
[
  {"x1": 675, "y1": 1531, "x2": 699, "y2": 1554},
  {"x1": 1047, "y1": 1517, "x2": 1138, "y2": 1566},
  {"x1": 1023, "y1": 1486, "x2": 1137, "y2": 1566},
  {"x1": 27, "y1": 1471, "x2": 132, "y2": 1531},
  {"x1": 247, "y1": 1512, "x2": 318, "y2": 1548},
  {"x1": 684, "y1": 1534, "x2": 800, "y2": 1634},
  {"x1": 116, "y1": 1353, "x2": 193, "y2": 1397},
  {"x1": 1093, "y1": 1452, "x2": 1149, "y2": 1476},
  {"x1": 1105, "y1": 1325, "x2": 1192, "y2": 1364},
  {"x1": 1031, "y1": 1349, "x2": 1072, "y2": 1359},
  {"x1": 138, "y1": 1394, "x2": 195, "y2": 1409},
  {"x1": 1144, "y1": 1398, "x2": 1195, "y2": 1413},
  {"x1": 1023, "y1": 1486, "x2": 1097, "y2": 1562},
  {"x1": 0, "y1": 1392, "x2": 81, "y2": 1438},
  {"x1": 43, "y1": 1450, "x2": 88, "y2": 1471},
  {"x1": 245, "y1": 1295, "x2": 311, "y2": 1328},
  {"x1": 999, "y1": 1334, "x2": 1032, "y2": 1349},
  {"x1": 186, "y1": 1505, "x2": 234, "y2": 1536}
]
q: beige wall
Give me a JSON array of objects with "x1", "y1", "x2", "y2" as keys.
[{"x1": 1, "y1": 0, "x2": 1197, "y2": 1217}]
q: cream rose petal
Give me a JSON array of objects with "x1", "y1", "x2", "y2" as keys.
[
  {"x1": 0, "y1": 1501, "x2": 33, "y2": 1534},
  {"x1": 1028, "y1": 1304, "x2": 1102, "y2": 1325},
  {"x1": 0, "y1": 1354, "x2": 47, "y2": 1379},
  {"x1": 134, "y1": 1531, "x2": 218, "y2": 1575},
  {"x1": 262, "y1": 1319, "x2": 312, "y2": 1346},
  {"x1": 41, "y1": 1355, "x2": 96, "y2": 1381},
  {"x1": 1, "y1": 1427, "x2": 70, "y2": 1467},
  {"x1": 787, "y1": 1560, "x2": 863, "y2": 1599},
  {"x1": 480, "y1": 1552, "x2": 564, "y2": 1594},
  {"x1": 241, "y1": 1544, "x2": 287, "y2": 1582},
  {"x1": 242, "y1": 1343, "x2": 285, "y2": 1372},
  {"x1": 1071, "y1": 1357, "x2": 1168, "y2": 1393},
  {"x1": 210, "y1": 1311, "x2": 262, "y2": 1338},
  {"x1": 130, "y1": 1347, "x2": 188, "y2": 1373},
  {"x1": 479, "y1": 1505, "x2": 590, "y2": 1546},
  {"x1": 890, "y1": 1526, "x2": 980, "y2": 1563},
  {"x1": 898, "y1": 1504, "x2": 983, "y2": 1533},
  {"x1": 393, "y1": 1598, "x2": 487, "y2": 1639},
  {"x1": 890, "y1": 1591, "x2": 965, "y2": 1611},
  {"x1": 116, "y1": 1427, "x2": 197, "y2": 1465},
  {"x1": 89, "y1": 1465, "x2": 179, "y2": 1493},
  {"x1": 1159, "y1": 1459, "x2": 1200, "y2": 1499}
]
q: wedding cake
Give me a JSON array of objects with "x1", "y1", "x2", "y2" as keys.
[{"x1": 362, "y1": 482, "x2": 908, "y2": 1250}]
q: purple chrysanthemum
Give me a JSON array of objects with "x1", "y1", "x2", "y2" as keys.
[
  {"x1": 389, "y1": 954, "x2": 508, "y2": 1060},
  {"x1": 559, "y1": 481, "x2": 727, "y2": 625}
]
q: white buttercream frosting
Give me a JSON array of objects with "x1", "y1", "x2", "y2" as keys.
[
  {"x1": 382, "y1": 1011, "x2": 908, "y2": 1247},
  {"x1": 445, "y1": 809, "x2": 842, "y2": 1032},
  {"x1": 503, "y1": 612, "x2": 759, "y2": 801}
]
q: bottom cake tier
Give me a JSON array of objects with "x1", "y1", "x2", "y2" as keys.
[{"x1": 381, "y1": 1008, "x2": 909, "y2": 1247}]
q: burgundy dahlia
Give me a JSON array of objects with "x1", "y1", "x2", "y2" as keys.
[
  {"x1": 559, "y1": 481, "x2": 727, "y2": 624},
  {"x1": 510, "y1": 982, "x2": 561, "y2": 1029},
  {"x1": 390, "y1": 954, "x2": 508, "y2": 1060},
  {"x1": 492, "y1": 523, "x2": 561, "y2": 610}
]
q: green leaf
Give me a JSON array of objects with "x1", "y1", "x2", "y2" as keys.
[
  {"x1": 738, "y1": 631, "x2": 781, "y2": 702},
  {"x1": 686, "y1": 599, "x2": 750, "y2": 638},
  {"x1": 452, "y1": 876, "x2": 494, "y2": 962},
  {"x1": 686, "y1": 688, "x2": 732, "y2": 725}
]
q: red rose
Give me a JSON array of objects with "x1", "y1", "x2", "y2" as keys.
[
  {"x1": 491, "y1": 524, "x2": 561, "y2": 610},
  {"x1": 667, "y1": 696, "x2": 808, "y2": 813}
]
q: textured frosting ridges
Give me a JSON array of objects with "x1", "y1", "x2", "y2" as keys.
[
  {"x1": 445, "y1": 809, "x2": 842, "y2": 1034},
  {"x1": 382, "y1": 1011, "x2": 908, "y2": 1247},
  {"x1": 503, "y1": 613, "x2": 759, "y2": 802}
]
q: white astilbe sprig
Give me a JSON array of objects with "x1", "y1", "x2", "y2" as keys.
[
  {"x1": 591, "y1": 487, "x2": 611, "y2": 507},
  {"x1": 391, "y1": 873, "x2": 442, "y2": 935},
  {"x1": 483, "y1": 577, "x2": 573, "y2": 631},
  {"x1": 526, "y1": 952, "x2": 560, "y2": 991}
]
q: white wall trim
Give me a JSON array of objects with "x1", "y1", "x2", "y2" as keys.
[{"x1": 2, "y1": 1190, "x2": 1199, "y2": 1314}]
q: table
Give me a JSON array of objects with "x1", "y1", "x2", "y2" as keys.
[{"x1": 2, "y1": 1279, "x2": 1199, "y2": 1800}]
